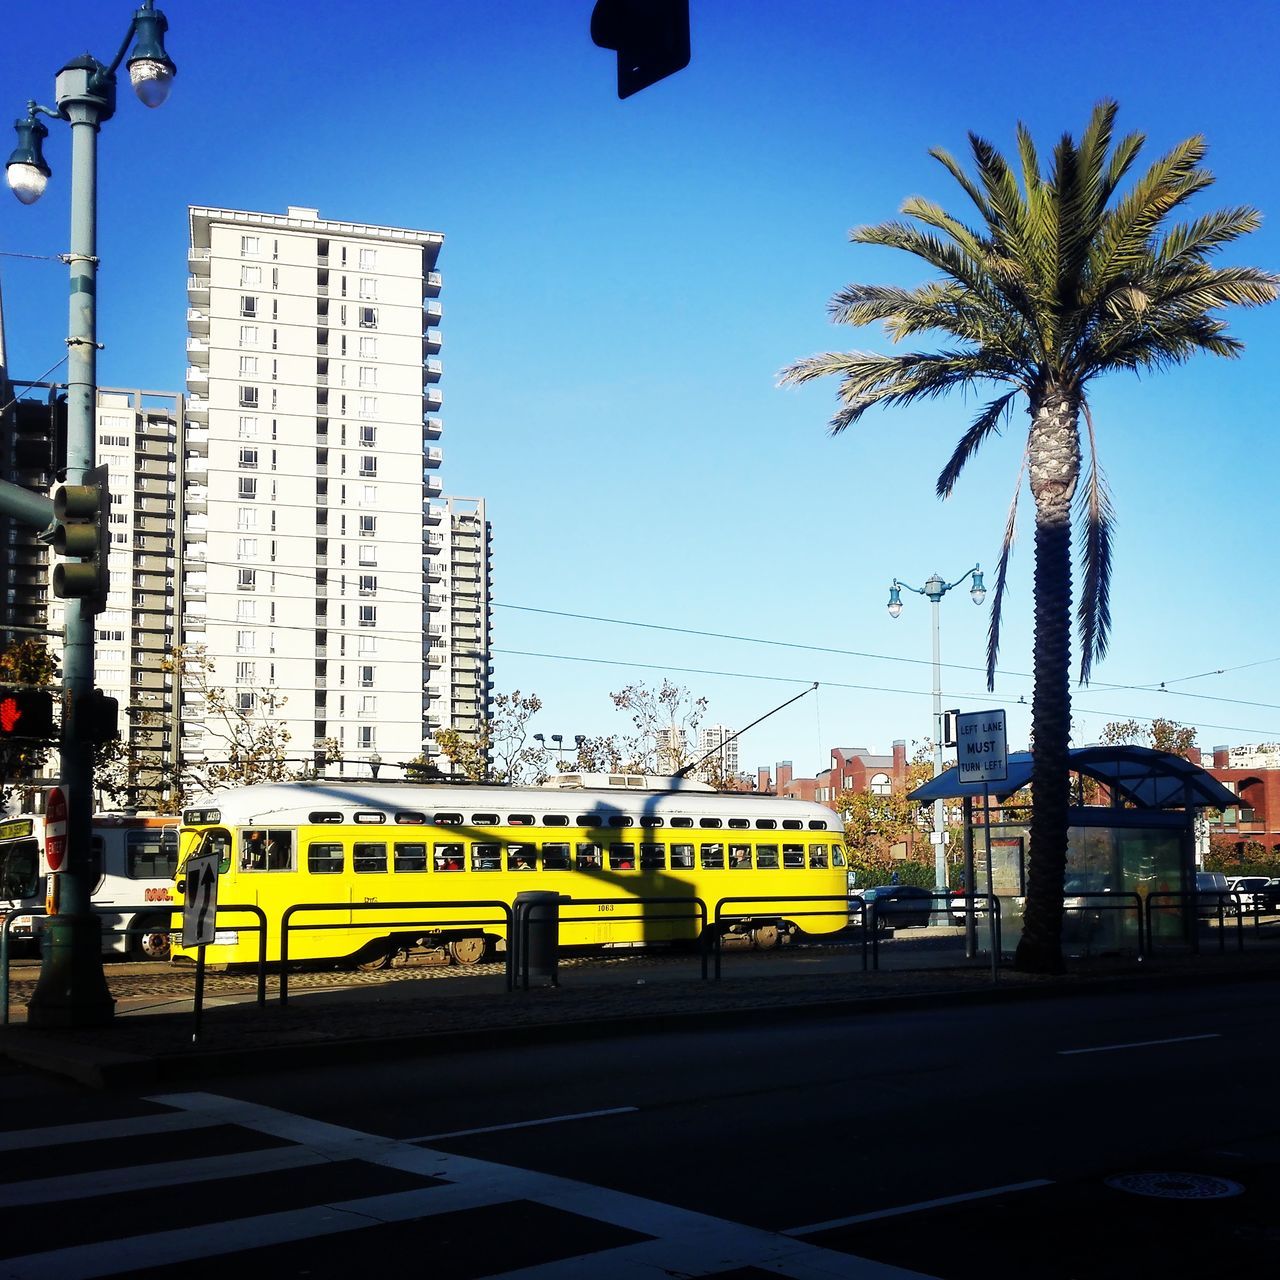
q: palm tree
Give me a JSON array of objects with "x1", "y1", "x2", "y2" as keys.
[{"x1": 781, "y1": 101, "x2": 1275, "y2": 973}]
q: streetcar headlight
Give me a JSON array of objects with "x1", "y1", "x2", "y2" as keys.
[
  {"x1": 213, "y1": 930, "x2": 238, "y2": 946},
  {"x1": 11, "y1": 915, "x2": 33, "y2": 934}
]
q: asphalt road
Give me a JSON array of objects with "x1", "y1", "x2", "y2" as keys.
[{"x1": 0, "y1": 978, "x2": 1276, "y2": 1277}]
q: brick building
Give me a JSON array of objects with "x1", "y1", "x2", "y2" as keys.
[
  {"x1": 757, "y1": 743, "x2": 910, "y2": 809},
  {"x1": 1200, "y1": 745, "x2": 1280, "y2": 855}
]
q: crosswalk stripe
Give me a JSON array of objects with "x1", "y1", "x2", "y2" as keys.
[{"x1": 0, "y1": 1110, "x2": 222, "y2": 1154}]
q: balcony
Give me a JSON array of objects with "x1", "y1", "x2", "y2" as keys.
[
  {"x1": 188, "y1": 246, "x2": 211, "y2": 271},
  {"x1": 424, "y1": 299, "x2": 443, "y2": 323},
  {"x1": 425, "y1": 560, "x2": 443, "y2": 583},
  {"x1": 185, "y1": 395, "x2": 209, "y2": 421},
  {"x1": 423, "y1": 327, "x2": 442, "y2": 353},
  {"x1": 425, "y1": 386, "x2": 442, "y2": 409},
  {"x1": 424, "y1": 416, "x2": 442, "y2": 439},
  {"x1": 424, "y1": 504, "x2": 443, "y2": 526},
  {"x1": 185, "y1": 454, "x2": 208, "y2": 476},
  {"x1": 185, "y1": 365, "x2": 208, "y2": 389},
  {"x1": 185, "y1": 425, "x2": 209, "y2": 449},
  {"x1": 424, "y1": 270, "x2": 442, "y2": 298},
  {"x1": 186, "y1": 336, "x2": 210, "y2": 364},
  {"x1": 425, "y1": 475, "x2": 443, "y2": 497},
  {"x1": 185, "y1": 485, "x2": 208, "y2": 512},
  {"x1": 424, "y1": 358, "x2": 442, "y2": 382},
  {"x1": 424, "y1": 447, "x2": 443, "y2": 469},
  {"x1": 187, "y1": 307, "x2": 209, "y2": 335},
  {"x1": 427, "y1": 592, "x2": 447, "y2": 610}
]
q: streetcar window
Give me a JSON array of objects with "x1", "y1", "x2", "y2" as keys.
[
  {"x1": 507, "y1": 844, "x2": 536, "y2": 870},
  {"x1": 544, "y1": 815, "x2": 570, "y2": 827},
  {"x1": 509, "y1": 814, "x2": 534, "y2": 827},
  {"x1": 0, "y1": 840, "x2": 39, "y2": 899},
  {"x1": 808, "y1": 820, "x2": 830, "y2": 830},
  {"x1": 354, "y1": 811, "x2": 385, "y2": 824},
  {"x1": 472, "y1": 843, "x2": 501, "y2": 871},
  {"x1": 639, "y1": 843, "x2": 665, "y2": 870},
  {"x1": 832, "y1": 845, "x2": 847, "y2": 867},
  {"x1": 699, "y1": 818, "x2": 722, "y2": 829},
  {"x1": 670, "y1": 817, "x2": 694, "y2": 828},
  {"x1": 267, "y1": 831, "x2": 293, "y2": 870},
  {"x1": 309, "y1": 811, "x2": 343, "y2": 824},
  {"x1": 729, "y1": 844, "x2": 751, "y2": 870},
  {"x1": 639, "y1": 816, "x2": 664, "y2": 828},
  {"x1": 608, "y1": 816, "x2": 633, "y2": 828},
  {"x1": 670, "y1": 843, "x2": 694, "y2": 870},
  {"x1": 576, "y1": 843, "x2": 602, "y2": 869},
  {"x1": 700, "y1": 843, "x2": 724, "y2": 870},
  {"x1": 354, "y1": 842, "x2": 387, "y2": 873},
  {"x1": 434, "y1": 813, "x2": 463, "y2": 826},
  {"x1": 241, "y1": 829, "x2": 294, "y2": 872},
  {"x1": 127, "y1": 828, "x2": 179, "y2": 879},
  {"x1": 434, "y1": 843, "x2": 465, "y2": 870},
  {"x1": 727, "y1": 818, "x2": 750, "y2": 829},
  {"x1": 199, "y1": 829, "x2": 232, "y2": 875},
  {"x1": 782, "y1": 820, "x2": 803, "y2": 830},
  {"x1": 308, "y1": 842, "x2": 344, "y2": 874},
  {"x1": 809, "y1": 844, "x2": 829, "y2": 869},
  {"x1": 471, "y1": 813, "x2": 499, "y2": 826},
  {"x1": 393, "y1": 842, "x2": 427, "y2": 872},
  {"x1": 542, "y1": 843, "x2": 571, "y2": 870},
  {"x1": 577, "y1": 813, "x2": 603, "y2": 828},
  {"x1": 755, "y1": 818, "x2": 777, "y2": 830},
  {"x1": 757, "y1": 844, "x2": 780, "y2": 869},
  {"x1": 608, "y1": 843, "x2": 635, "y2": 870},
  {"x1": 394, "y1": 812, "x2": 427, "y2": 825},
  {"x1": 782, "y1": 844, "x2": 804, "y2": 868}
]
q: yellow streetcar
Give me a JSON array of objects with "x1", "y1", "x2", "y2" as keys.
[{"x1": 172, "y1": 774, "x2": 850, "y2": 967}]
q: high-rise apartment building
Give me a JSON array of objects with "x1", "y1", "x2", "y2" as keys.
[
  {"x1": 697, "y1": 724, "x2": 739, "y2": 780},
  {"x1": 184, "y1": 205, "x2": 490, "y2": 779}
]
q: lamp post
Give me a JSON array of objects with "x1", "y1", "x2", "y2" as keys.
[
  {"x1": 368, "y1": 751, "x2": 382, "y2": 780},
  {"x1": 7, "y1": 1, "x2": 176, "y2": 1027},
  {"x1": 887, "y1": 566, "x2": 986, "y2": 924}
]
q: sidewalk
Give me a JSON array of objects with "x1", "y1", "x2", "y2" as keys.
[{"x1": 2, "y1": 939, "x2": 1278, "y2": 1089}]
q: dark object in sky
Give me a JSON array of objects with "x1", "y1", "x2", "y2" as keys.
[{"x1": 591, "y1": 0, "x2": 690, "y2": 99}]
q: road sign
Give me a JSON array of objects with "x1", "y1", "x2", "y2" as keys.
[
  {"x1": 44, "y1": 787, "x2": 68, "y2": 872},
  {"x1": 956, "y1": 709, "x2": 1008, "y2": 783},
  {"x1": 182, "y1": 852, "x2": 220, "y2": 948}
]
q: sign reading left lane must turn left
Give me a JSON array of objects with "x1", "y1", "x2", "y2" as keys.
[{"x1": 182, "y1": 852, "x2": 220, "y2": 948}]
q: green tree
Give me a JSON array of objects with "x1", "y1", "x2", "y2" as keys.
[
  {"x1": 782, "y1": 102, "x2": 1275, "y2": 972},
  {"x1": 420, "y1": 690, "x2": 546, "y2": 784},
  {"x1": 1100, "y1": 716, "x2": 1197, "y2": 755}
]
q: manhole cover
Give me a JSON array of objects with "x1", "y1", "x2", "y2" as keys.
[{"x1": 1105, "y1": 1172, "x2": 1244, "y2": 1200}]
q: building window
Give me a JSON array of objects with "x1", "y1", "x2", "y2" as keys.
[
  {"x1": 357, "y1": 635, "x2": 377, "y2": 654},
  {"x1": 238, "y1": 477, "x2": 257, "y2": 500},
  {"x1": 237, "y1": 507, "x2": 257, "y2": 530},
  {"x1": 358, "y1": 248, "x2": 377, "y2": 270},
  {"x1": 358, "y1": 395, "x2": 377, "y2": 418},
  {"x1": 238, "y1": 568, "x2": 256, "y2": 591},
  {"x1": 359, "y1": 515, "x2": 376, "y2": 537},
  {"x1": 236, "y1": 599, "x2": 256, "y2": 621},
  {"x1": 237, "y1": 538, "x2": 258, "y2": 559},
  {"x1": 239, "y1": 325, "x2": 258, "y2": 347},
  {"x1": 240, "y1": 295, "x2": 257, "y2": 318},
  {"x1": 869, "y1": 772, "x2": 891, "y2": 796},
  {"x1": 359, "y1": 423, "x2": 376, "y2": 446},
  {"x1": 358, "y1": 606, "x2": 376, "y2": 628},
  {"x1": 358, "y1": 336, "x2": 377, "y2": 359},
  {"x1": 239, "y1": 386, "x2": 258, "y2": 408},
  {"x1": 359, "y1": 695, "x2": 377, "y2": 717},
  {"x1": 359, "y1": 664, "x2": 375, "y2": 687},
  {"x1": 358, "y1": 366, "x2": 376, "y2": 388},
  {"x1": 237, "y1": 691, "x2": 256, "y2": 712},
  {"x1": 358, "y1": 306, "x2": 377, "y2": 329},
  {"x1": 359, "y1": 455, "x2": 377, "y2": 477},
  {"x1": 241, "y1": 265, "x2": 261, "y2": 286},
  {"x1": 238, "y1": 415, "x2": 259, "y2": 439},
  {"x1": 239, "y1": 447, "x2": 258, "y2": 469},
  {"x1": 239, "y1": 355, "x2": 257, "y2": 376},
  {"x1": 359, "y1": 574, "x2": 376, "y2": 596},
  {"x1": 240, "y1": 235, "x2": 259, "y2": 257},
  {"x1": 361, "y1": 485, "x2": 377, "y2": 505},
  {"x1": 358, "y1": 544, "x2": 377, "y2": 566},
  {"x1": 357, "y1": 725, "x2": 375, "y2": 750},
  {"x1": 358, "y1": 276, "x2": 376, "y2": 299},
  {"x1": 235, "y1": 661, "x2": 255, "y2": 683},
  {"x1": 236, "y1": 630, "x2": 255, "y2": 653}
]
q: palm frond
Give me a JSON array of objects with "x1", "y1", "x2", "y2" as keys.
[
  {"x1": 929, "y1": 146, "x2": 992, "y2": 221},
  {"x1": 937, "y1": 391, "x2": 1019, "y2": 498},
  {"x1": 1075, "y1": 400, "x2": 1114, "y2": 684},
  {"x1": 985, "y1": 461, "x2": 1026, "y2": 690}
]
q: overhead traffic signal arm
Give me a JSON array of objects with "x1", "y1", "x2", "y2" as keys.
[
  {"x1": 51, "y1": 464, "x2": 110, "y2": 615},
  {"x1": 592, "y1": 0, "x2": 690, "y2": 99}
]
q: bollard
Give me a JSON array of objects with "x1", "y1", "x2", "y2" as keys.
[{"x1": 514, "y1": 890, "x2": 561, "y2": 989}]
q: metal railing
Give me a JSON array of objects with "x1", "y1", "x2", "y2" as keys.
[
  {"x1": 1059, "y1": 891, "x2": 1147, "y2": 959},
  {"x1": 556, "y1": 895, "x2": 710, "y2": 980},
  {"x1": 714, "y1": 894, "x2": 860, "y2": 979}
]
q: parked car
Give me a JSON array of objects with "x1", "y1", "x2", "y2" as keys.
[
  {"x1": 1227, "y1": 876, "x2": 1274, "y2": 911},
  {"x1": 948, "y1": 889, "x2": 994, "y2": 926},
  {"x1": 1196, "y1": 870, "x2": 1231, "y2": 918},
  {"x1": 861, "y1": 884, "x2": 935, "y2": 930}
]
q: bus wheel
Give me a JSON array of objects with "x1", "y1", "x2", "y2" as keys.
[
  {"x1": 448, "y1": 936, "x2": 486, "y2": 966},
  {"x1": 130, "y1": 916, "x2": 172, "y2": 963},
  {"x1": 751, "y1": 924, "x2": 780, "y2": 950}
]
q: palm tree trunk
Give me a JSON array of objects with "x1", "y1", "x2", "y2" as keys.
[{"x1": 1014, "y1": 388, "x2": 1080, "y2": 975}]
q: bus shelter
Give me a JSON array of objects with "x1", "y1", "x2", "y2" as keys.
[{"x1": 909, "y1": 745, "x2": 1239, "y2": 952}]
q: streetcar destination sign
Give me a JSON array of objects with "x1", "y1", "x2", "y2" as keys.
[{"x1": 956, "y1": 709, "x2": 1008, "y2": 783}]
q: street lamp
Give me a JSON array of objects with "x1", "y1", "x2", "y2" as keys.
[
  {"x1": 7, "y1": 1, "x2": 176, "y2": 1028},
  {"x1": 887, "y1": 566, "x2": 986, "y2": 923},
  {"x1": 368, "y1": 751, "x2": 382, "y2": 780}
]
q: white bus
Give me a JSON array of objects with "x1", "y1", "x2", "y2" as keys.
[{"x1": 0, "y1": 813, "x2": 179, "y2": 961}]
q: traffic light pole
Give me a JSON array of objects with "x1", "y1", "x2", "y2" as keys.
[{"x1": 27, "y1": 62, "x2": 115, "y2": 1028}]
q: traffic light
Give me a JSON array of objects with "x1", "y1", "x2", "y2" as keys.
[
  {"x1": 0, "y1": 687, "x2": 56, "y2": 740},
  {"x1": 591, "y1": 0, "x2": 690, "y2": 99},
  {"x1": 51, "y1": 463, "x2": 110, "y2": 614}
]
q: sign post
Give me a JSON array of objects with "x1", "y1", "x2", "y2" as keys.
[
  {"x1": 181, "y1": 851, "x2": 219, "y2": 1041},
  {"x1": 957, "y1": 711, "x2": 1007, "y2": 980}
]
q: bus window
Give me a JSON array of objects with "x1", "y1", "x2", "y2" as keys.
[
  {"x1": 434, "y1": 843, "x2": 464, "y2": 871},
  {"x1": 782, "y1": 844, "x2": 805, "y2": 869},
  {"x1": 127, "y1": 828, "x2": 180, "y2": 879},
  {"x1": 507, "y1": 844, "x2": 536, "y2": 871},
  {"x1": 308, "y1": 843, "x2": 344, "y2": 874},
  {"x1": 700, "y1": 843, "x2": 724, "y2": 870},
  {"x1": 393, "y1": 842, "x2": 427, "y2": 872},
  {"x1": 757, "y1": 844, "x2": 779, "y2": 869},
  {"x1": 542, "y1": 843, "x2": 571, "y2": 870},
  {"x1": 576, "y1": 843, "x2": 602, "y2": 869},
  {"x1": 472, "y1": 843, "x2": 501, "y2": 871},
  {"x1": 809, "y1": 844, "x2": 829, "y2": 869},
  {"x1": 354, "y1": 843, "x2": 387, "y2": 873},
  {"x1": 608, "y1": 843, "x2": 635, "y2": 870},
  {"x1": 729, "y1": 844, "x2": 751, "y2": 870},
  {"x1": 0, "y1": 840, "x2": 38, "y2": 899},
  {"x1": 670, "y1": 843, "x2": 694, "y2": 870},
  {"x1": 639, "y1": 843, "x2": 665, "y2": 870}
]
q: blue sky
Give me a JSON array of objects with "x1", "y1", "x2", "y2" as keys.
[{"x1": 3, "y1": 0, "x2": 1279, "y2": 777}]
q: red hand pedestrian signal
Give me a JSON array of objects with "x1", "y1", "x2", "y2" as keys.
[
  {"x1": 0, "y1": 698, "x2": 20, "y2": 734},
  {"x1": 0, "y1": 689, "x2": 54, "y2": 740}
]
